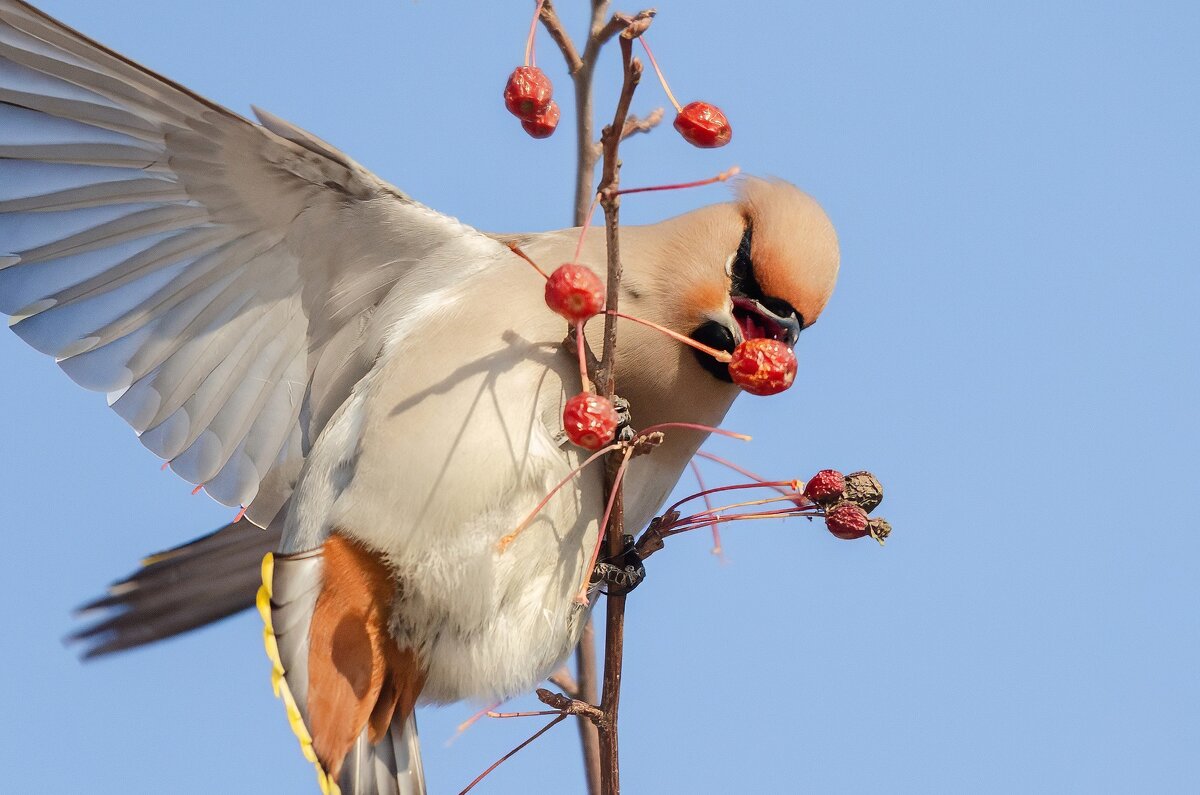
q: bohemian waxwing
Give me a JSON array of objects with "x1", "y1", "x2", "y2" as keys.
[{"x1": 0, "y1": 1, "x2": 840, "y2": 792}]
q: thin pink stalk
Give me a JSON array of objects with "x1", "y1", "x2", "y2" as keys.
[
  {"x1": 575, "y1": 446, "x2": 635, "y2": 604},
  {"x1": 615, "y1": 167, "x2": 740, "y2": 197},
  {"x1": 695, "y1": 450, "x2": 800, "y2": 501},
  {"x1": 681, "y1": 492, "x2": 806, "y2": 521},
  {"x1": 638, "y1": 421, "x2": 751, "y2": 441},
  {"x1": 459, "y1": 714, "x2": 567, "y2": 795},
  {"x1": 659, "y1": 508, "x2": 817, "y2": 539},
  {"x1": 498, "y1": 442, "x2": 624, "y2": 552},
  {"x1": 506, "y1": 241, "x2": 550, "y2": 280},
  {"x1": 638, "y1": 36, "x2": 681, "y2": 112},
  {"x1": 450, "y1": 701, "x2": 504, "y2": 745},
  {"x1": 607, "y1": 309, "x2": 733, "y2": 362},
  {"x1": 664, "y1": 480, "x2": 797, "y2": 519},
  {"x1": 574, "y1": 192, "x2": 601, "y2": 263},
  {"x1": 488, "y1": 709, "x2": 565, "y2": 719},
  {"x1": 689, "y1": 460, "x2": 723, "y2": 556},
  {"x1": 523, "y1": 0, "x2": 545, "y2": 67},
  {"x1": 575, "y1": 320, "x2": 590, "y2": 392}
]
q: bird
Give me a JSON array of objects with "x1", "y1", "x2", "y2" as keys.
[{"x1": 0, "y1": 1, "x2": 840, "y2": 793}]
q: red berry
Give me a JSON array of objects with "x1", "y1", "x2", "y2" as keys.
[
  {"x1": 545, "y1": 264, "x2": 605, "y2": 323},
  {"x1": 521, "y1": 100, "x2": 560, "y2": 139},
  {"x1": 504, "y1": 66, "x2": 553, "y2": 121},
  {"x1": 803, "y1": 469, "x2": 846, "y2": 505},
  {"x1": 674, "y1": 101, "x2": 732, "y2": 148},
  {"x1": 562, "y1": 393, "x2": 618, "y2": 450},
  {"x1": 825, "y1": 502, "x2": 870, "y2": 540},
  {"x1": 727, "y1": 339, "x2": 797, "y2": 396}
]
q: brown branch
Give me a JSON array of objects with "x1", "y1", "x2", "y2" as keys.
[
  {"x1": 538, "y1": 0, "x2": 583, "y2": 74},
  {"x1": 594, "y1": 30, "x2": 647, "y2": 795},
  {"x1": 619, "y1": 107, "x2": 665, "y2": 142},
  {"x1": 537, "y1": 688, "x2": 608, "y2": 726},
  {"x1": 547, "y1": 666, "x2": 579, "y2": 696},
  {"x1": 572, "y1": 621, "x2": 601, "y2": 795},
  {"x1": 540, "y1": 8, "x2": 655, "y2": 795}
]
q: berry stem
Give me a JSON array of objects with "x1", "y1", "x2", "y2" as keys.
[
  {"x1": 574, "y1": 191, "x2": 601, "y2": 264},
  {"x1": 688, "y1": 460, "x2": 723, "y2": 556},
  {"x1": 638, "y1": 36, "x2": 682, "y2": 113},
  {"x1": 664, "y1": 479, "x2": 798, "y2": 519},
  {"x1": 637, "y1": 421, "x2": 751, "y2": 442},
  {"x1": 614, "y1": 166, "x2": 741, "y2": 197},
  {"x1": 695, "y1": 450, "x2": 805, "y2": 501},
  {"x1": 453, "y1": 701, "x2": 505, "y2": 740},
  {"x1": 524, "y1": 0, "x2": 546, "y2": 67},
  {"x1": 606, "y1": 310, "x2": 733, "y2": 363},
  {"x1": 459, "y1": 713, "x2": 567, "y2": 794},
  {"x1": 659, "y1": 506, "x2": 819, "y2": 539},
  {"x1": 576, "y1": 446, "x2": 636, "y2": 605},
  {"x1": 487, "y1": 709, "x2": 565, "y2": 720},
  {"x1": 681, "y1": 493, "x2": 806, "y2": 522},
  {"x1": 497, "y1": 442, "x2": 625, "y2": 553},
  {"x1": 575, "y1": 320, "x2": 591, "y2": 391},
  {"x1": 506, "y1": 241, "x2": 550, "y2": 279}
]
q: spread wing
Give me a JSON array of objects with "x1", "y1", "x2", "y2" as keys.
[{"x1": 0, "y1": 1, "x2": 506, "y2": 525}]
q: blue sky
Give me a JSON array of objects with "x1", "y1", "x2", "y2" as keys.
[{"x1": 2, "y1": 1, "x2": 1198, "y2": 792}]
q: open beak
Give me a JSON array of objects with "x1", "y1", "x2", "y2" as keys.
[
  {"x1": 730, "y1": 297, "x2": 800, "y2": 347},
  {"x1": 690, "y1": 296, "x2": 802, "y2": 382}
]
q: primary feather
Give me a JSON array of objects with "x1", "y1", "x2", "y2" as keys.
[{"x1": 0, "y1": 0, "x2": 506, "y2": 526}]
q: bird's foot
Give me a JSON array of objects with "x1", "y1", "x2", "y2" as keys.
[{"x1": 590, "y1": 534, "x2": 646, "y2": 595}]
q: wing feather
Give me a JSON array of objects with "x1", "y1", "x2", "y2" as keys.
[{"x1": 0, "y1": 0, "x2": 511, "y2": 525}]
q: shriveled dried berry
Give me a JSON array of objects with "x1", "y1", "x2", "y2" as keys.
[
  {"x1": 867, "y1": 517, "x2": 891, "y2": 544},
  {"x1": 803, "y1": 469, "x2": 846, "y2": 505},
  {"x1": 674, "y1": 101, "x2": 732, "y2": 148},
  {"x1": 521, "y1": 100, "x2": 560, "y2": 138},
  {"x1": 504, "y1": 66, "x2": 553, "y2": 121},
  {"x1": 727, "y1": 338, "x2": 797, "y2": 396},
  {"x1": 545, "y1": 263, "x2": 605, "y2": 323},
  {"x1": 563, "y1": 393, "x2": 618, "y2": 450},
  {"x1": 843, "y1": 471, "x2": 884, "y2": 512},
  {"x1": 825, "y1": 502, "x2": 870, "y2": 540}
]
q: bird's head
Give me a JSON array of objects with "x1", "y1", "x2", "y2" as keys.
[{"x1": 625, "y1": 177, "x2": 840, "y2": 385}]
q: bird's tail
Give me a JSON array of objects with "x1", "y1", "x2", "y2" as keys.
[
  {"x1": 71, "y1": 518, "x2": 279, "y2": 657},
  {"x1": 259, "y1": 549, "x2": 426, "y2": 795}
]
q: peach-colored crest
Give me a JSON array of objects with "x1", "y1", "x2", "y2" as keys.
[{"x1": 736, "y1": 177, "x2": 840, "y2": 327}]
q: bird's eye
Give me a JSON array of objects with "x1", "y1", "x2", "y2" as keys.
[{"x1": 730, "y1": 225, "x2": 755, "y2": 296}]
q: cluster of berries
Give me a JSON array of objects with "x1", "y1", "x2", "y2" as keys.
[
  {"x1": 543, "y1": 262, "x2": 801, "y2": 450},
  {"x1": 802, "y1": 469, "x2": 891, "y2": 543},
  {"x1": 504, "y1": 66, "x2": 560, "y2": 139},
  {"x1": 503, "y1": 13, "x2": 731, "y2": 149}
]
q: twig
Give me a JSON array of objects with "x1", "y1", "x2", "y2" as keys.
[
  {"x1": 538, "y1": 0, "x2": 583, "y2": 74},
  {"x1": 573, "y1": 623, "x2": 601, "y2": 795},
  {"x1": 548, "y1": 666, "x2": 579, "y2": 696},
  {"x1": 457, "y1": 714, "x2": 568, "y2": 794},
  {"x1": 619, "y1": 107, "x2": 665, "y2": 142},
  {"x1": 537, "y1": 687, "x2": 608, "y2": 726}
]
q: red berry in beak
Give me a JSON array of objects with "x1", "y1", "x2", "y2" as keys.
[
  {"x1": 825, "y1": 502, "x2": 870, "y2": 540},
  {"x1": 803, "y1": 469, "x2": 846, "y2": 505},
  {"x1": 563, "y1": 393, "x2": 619, "y2": 450},
  {"x1": 521, "y1": 100, "x2": 560, "y2": 139},
  {"x1": 504, "y1": 66, "x2": 553, "y2": 121},
  {"x1": 727, "y1": 338, "x2": 797, "y2": 396},
  {"x1": 545, "y1": 263, "x2": 605, "y2": 323},
  {"x1": 674, "y1": 101, "x2": 732, "y2": 148}
]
